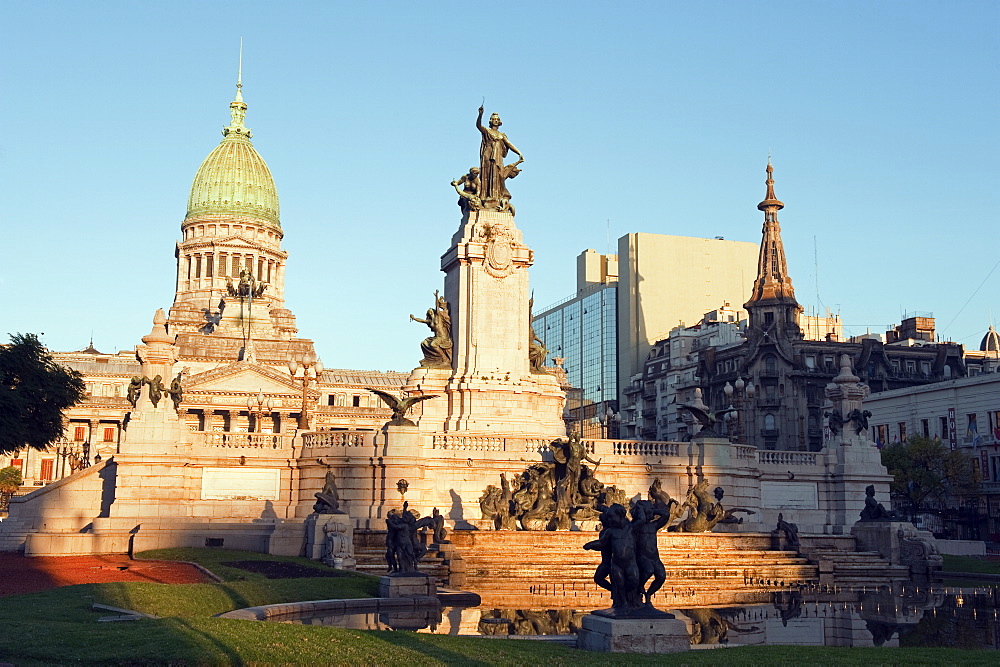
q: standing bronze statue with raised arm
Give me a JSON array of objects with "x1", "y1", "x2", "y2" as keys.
[{"x1": 476, "y1": 106, "x2": 524, "y2": 210}]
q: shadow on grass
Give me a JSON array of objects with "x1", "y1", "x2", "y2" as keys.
[
  {"x1": 367, "y1": 630, "x2": 490, "y2": 666},
  {"x1": 171, "y1": 617, "x2": 246, "y2": 666}
]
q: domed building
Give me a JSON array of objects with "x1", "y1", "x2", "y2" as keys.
[{"x1": 0, "y1": 78, "x2": 406, "y2": 551}]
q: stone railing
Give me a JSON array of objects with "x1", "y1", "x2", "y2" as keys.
[
  {"x1": 593, "y1": 440, "x2": 681, "y2": 458},
  {"x1": 757, "y1": 450, "x2": 818, "y2": 466},
  {"x1": 431, "y1": 435, "x2": 552, "y2": 453},
  {"x1": 301, "y1": 431, "x2": 374, "y2": 448},
  {"x1": 734, "y1": 445, "x2": 757, "y2": 460},
  {"x1": 190, "y1": 432, "x2": 289, "y2": 449}
]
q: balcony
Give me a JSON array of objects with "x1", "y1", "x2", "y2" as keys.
[
  {"x1": 756, "y1": 397, "x2": 781, "y2": 408},
  {"x1": 760, "y1": 428, "x2": 780, "y2": 438}
]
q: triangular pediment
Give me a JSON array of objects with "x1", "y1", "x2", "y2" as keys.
[{"x1": 185, "y1": 361, "x2": 300, "y2": 395}]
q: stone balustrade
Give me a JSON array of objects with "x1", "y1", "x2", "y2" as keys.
[
  {"x1": 734, "y1": 445, "x2": 758, "y2": 460},
  {"x1": 431, "y1": 434, "x2": 551, "y2": 453},
  {"x1": 188, "y1": 431, "x2": 288, "y2": 449},
  {"x1": 301, "y1": 431, "x2": 374, "y2": 448},
  {"x1": 591, "y1": 439, "x2": 681, "y2": 458},
  {"x1": 757, "y1": 450, "x2": 818, "y2": 466}
]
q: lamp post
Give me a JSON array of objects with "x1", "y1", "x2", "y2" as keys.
[
  {"x1": 247, "y1": 389, "x2": 273, "y2": 433},
  {"x1": 599, "y1": 406, "x2": 621, "y2": 439},
  {"x1": 723, "y1": 376, "x2": 755, "y2": 444},
  {"x1": 288, "y1": 354, "x2": 323, "y2": 430}
]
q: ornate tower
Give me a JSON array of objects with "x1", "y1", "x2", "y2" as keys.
[
  {"x1": 167, "y1": 72, "x2": 311, "y2": 364},
  {"x1": 744, "y1": 162, "x2": 802, "y2": 342}
]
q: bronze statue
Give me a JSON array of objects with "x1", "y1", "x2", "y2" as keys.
[
  {"x1": 313, "y1": 470, "x2": 342, "y2": 514},
  {"x1": 385, "y1": 501, "x2": 434, "y2": 575},
  {"x1": 527, "y1": 296, "x2": 548, "y2": 373},
  {"x1": 126, "y1": 376, "x2": 142, "y2": 408},
  {"x1": 476, "y1": 106, "x2": 524, "y2": 210},
  {"x1": 144, "y1": 375, "x2": 165, "y2": 408},
  {"x1": 583, "y1": 497, "x2": 679, "y2": 618},
  {"x1": 631, "y1": 499, "x2": 671, "y2": 604},
  {"x1": 848, "y1": 408, "x2": 872, "y2": 434},
  {"x1": 451, "y1": 167, "x2": 483, "y2": 213},
  {"x1": 166, "y1": 373, "x2": 183, "y2": 411},
  {"x1": 410, "y1": 291, "x2": 453, "y2": 369},
  {"x1": 825, "y1": 409, "x2": 846, "y2": 436},
  {"x1": 367, "y1": 388, "x2": 439, "y2": 427},
  {"x1": 775, "y1": 513, "x2": 800, "y2": 548},
  {"x1": 859, "y1": 484, "x2": 898, "y2": 521},
  {"x1": 671, "y1": 479, "x2": 725, "y2": 533},
  {"x1": 431, "y1": 507, "x2": 449, "y2": 544}
]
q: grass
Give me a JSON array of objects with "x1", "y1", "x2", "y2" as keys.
[
  {"x1": 942, "y1": 554, "x2": 1000, "y2": 575},
  {"x1": 0, "y1": 548, "x2": 998, "y2": 664}
]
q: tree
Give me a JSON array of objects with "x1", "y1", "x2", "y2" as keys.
[
  {"x1": 0, "y1": 465, "x2": 23, "y2": 495},
  {"x1": 881, "y1": 435, "x2": 980, "y2": 520},
  {"x1": 0, "y1": 333, "x2": 86, "y2": 455}
]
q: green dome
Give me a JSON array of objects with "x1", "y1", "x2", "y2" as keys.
[{"x1": 185, "y1": 88, "x2": 280, "y2": 228}]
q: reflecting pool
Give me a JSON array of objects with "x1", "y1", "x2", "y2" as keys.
[{"x1": 270, "y1": 584, "x2": 1000, "y2": 650}]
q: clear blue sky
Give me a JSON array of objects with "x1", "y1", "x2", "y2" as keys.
[{"x1": 2, "y1": 1, "x2": 997, "y2": 372}]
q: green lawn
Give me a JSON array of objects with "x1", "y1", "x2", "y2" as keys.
[
  {"x1": 942, "y1": 554, "x2": 1000, "y2": 575},
  {"x1": 0, "y1": 548, "x2": 997, "y2": 665}
]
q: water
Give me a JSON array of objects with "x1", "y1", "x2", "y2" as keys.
[{"x1": 271, "y1": 584, "x2": 1000, "y2": 649}]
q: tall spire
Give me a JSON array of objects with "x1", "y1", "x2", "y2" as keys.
[
  {"x1": 224, "y1": 40, "x2": 250, "y2": 138},
  {"x1": 746, "y1": 160, "x2": 796, "y2": 304}
]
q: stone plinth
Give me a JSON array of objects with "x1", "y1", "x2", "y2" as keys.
[
  {"x1": 851, "y1": 521, "x2": 941, "y2": 576},
  {"x1": 305, "y1": 512, "x2": 355, "y2": 568},
  {"x1": 576, "y1": 614, "x2": 689, "y2": 653},
  {"x1": 379, "y1": 574, "x2": 437, "y2": 599}
]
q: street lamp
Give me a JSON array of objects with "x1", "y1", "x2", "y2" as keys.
[
  {"x1": 247, "y1": 389, "x2": 273, "y2": 433},
  {"x1": 599, "y1": 406, "x2": 621, "y2": 439},
  {"x1": 288, "y1": 354, "x2": 323, "y2": 430},
  {"x1": 723, "y1": 377, "x2": 755, "y2": 444}
]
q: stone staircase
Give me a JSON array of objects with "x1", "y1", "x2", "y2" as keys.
[
  {"x1": 449, "y1": 530, "x2": 817, "y2": 608},
  {"x1": 352, "y1": 529, "x2": 915, "y2": 608},
  {"x1": 798, "y1": 535, "x2": 913, "y2": 584}
]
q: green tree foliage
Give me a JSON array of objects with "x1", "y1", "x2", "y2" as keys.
[
  {"x1": 0, "y1": 465, "x2": 22, "y2": 495},
  {"x1": 881, "y1": 435, "x2": 979, "y2": 518},
  {"x1": 0, "y1": 333, "x2": 86, "y2": 455}
]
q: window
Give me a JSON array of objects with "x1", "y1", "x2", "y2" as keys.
[
  {"x1": 206, "y1": 254, "x2": 214, "y2": 278},
  {"x1": 10, "y1": 459, "x2": 22, "y2": 471},
  {"x1": 898, "y1": 422, "x2": 907, "y2": 441},
  {"x1": 764, "y1": 312, "x2": 774, "y2": 324},
  {"x1": 939, "y1": 416, "x2": 948, "y2": 439},
  {"x1": 921, "y1": 419, "x2": 929, "y2": 437},
  {"x1": 764, "y1": 355, "x2": 777, "y2": 374},
  {"x1": 805, "y1": 355, "x2": 816, "y2": 369},
  {"x1": 352, "y1": 396, "x2": 361, "y2": 407},
  {"x1": 39, "y1": 459, "x2": 54, "y2": 481},
  {"x1": 103, "y1": 427, "x2": 115, "y2": 442},
  {"x1": 74, "y1": 426, "x2": 85, "y2": 441},
  {"x1": 764, "y1": 414, "x2": 776, "y2": 430},
  {"x1": 195, "y1": 255, "x2": 202, "y2": 277},
  {"x1": 327, "y1": 395, "x2": 336, "y2": 406}
]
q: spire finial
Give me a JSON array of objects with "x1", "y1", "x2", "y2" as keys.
[
  {"x1": 236, "y1": 37, "x2": 243, "y2": 102},
  {"x1": 224, "y1": 40, "x2": 250, "y2": 138},
  {"x1": 758, "y1": 159, "x2": 783, "y2": 211}
]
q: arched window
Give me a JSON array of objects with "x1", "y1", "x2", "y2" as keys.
[
  {"x1": 764, "y1": 413, "x2": 776, "y2": 430},
  {"x1": 764, "y1": 355, "x2": 777, "y2": 374}
]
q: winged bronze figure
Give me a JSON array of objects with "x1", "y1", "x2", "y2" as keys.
[{"x1": 367, "y1": 388, "x2": 439, "y2": 427}]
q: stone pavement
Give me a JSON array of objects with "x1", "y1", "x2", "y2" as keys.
[{"x1": 0, "y1": 553, "x2": 214, "y2": 597}]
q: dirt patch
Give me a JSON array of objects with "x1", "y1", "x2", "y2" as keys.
[
  {"x1": 220, "y1": 560, "x2": 350, "y2": 579},
  {"x1": 0, "y1": 553, "x2": 215, "y2": 597}
]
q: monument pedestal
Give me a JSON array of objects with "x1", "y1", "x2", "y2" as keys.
[
  {"x1": 304, "y1": 512, "x2": 355, "y2": 568},
  {"x1": 851, "y1": 520, "x2": 941, "y2": 576},
  {"x1": 379, "y1": 574, "x2": 438, "y2": 599},
  {"x1": 576, "y1": 614, "x2": 689, "y2": 653}
]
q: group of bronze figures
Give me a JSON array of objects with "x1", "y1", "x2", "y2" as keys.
[
  {"x1": 824, "y1": 408, "x2": 872, "y2": 436},
  {"x1": 384, "y1": 502, "x2": 449, "y2": 575},
  {"x1": 477, "y1": 435, "x2": 748, "y2": 534},
  {"x1": 126, "y1": 373, "x2": 182, "y2": 410}
]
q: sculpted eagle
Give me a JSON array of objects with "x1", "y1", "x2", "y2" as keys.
[{"x1": 366, "y1": 388, "x2": 439, "y2": 427}]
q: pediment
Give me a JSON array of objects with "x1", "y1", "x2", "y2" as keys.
[{"x1": 185, "y1": 361, "x2": 300, "y2": 395}]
